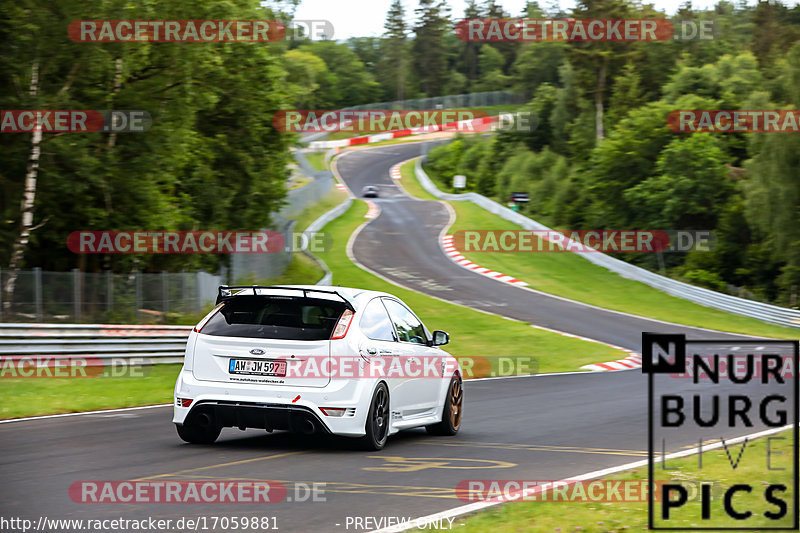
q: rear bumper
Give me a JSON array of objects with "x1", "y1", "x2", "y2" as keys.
[
  {"x1": 182, "y1": 400, "x2": 330, "y2": 434},
  {"x1": 173, "y1": 368, "x2": 373, "y2": 437}
]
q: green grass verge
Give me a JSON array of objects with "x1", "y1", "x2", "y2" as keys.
[
  {"x1": 304, "y1": 151, "x2": 328, "y2": 171},
  {"x1": 292, "y1": 187, "x2": 349, "y2": 233},
  {"x1": 0, "y1": 364, "x2": 182, "y2": 419},
  {"x1": 458, "y1": 429, "x2": 795, "y2": 531},
  {"x1": 314, "y1": 198, "x2": 622, "y2": 373},
  {"x1": 398, "y1": 157, "x2": 438, "y2": 201},
  {"x1": 398, "y1": 160, "x2": 799, "y2": 339}
]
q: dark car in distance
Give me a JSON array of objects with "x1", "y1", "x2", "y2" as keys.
[{"x1": 361, "y1": 185, "x2": 379, "y2": 198}]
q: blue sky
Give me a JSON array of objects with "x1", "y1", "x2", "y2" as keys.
[{"x1": 291, "y1": 0, "x2": 797, "y2": 39}]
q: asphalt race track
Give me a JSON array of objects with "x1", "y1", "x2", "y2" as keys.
[
  {"x1": 0, "y1": 140, "x2": 792, "y2": 533},
  {"x1": 335, "y1": 140, "x2": 745, "y2": 353}
]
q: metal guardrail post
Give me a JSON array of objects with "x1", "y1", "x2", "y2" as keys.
[
  {"x1": 72, "y1": 268, "x2": 81, "y2": 323},
  {"x1": 196, "y1": 271, "x2": 202, "y2": 313},
  {"x1": 106, "y1": 270, "x2": 113, "y2": 312},
  {"x1": 162, "y1": 271, "x2": 169, "y2": 315},
  {"x1": 34, "y1": 267, "x2": 42, "y2": 321},
  {"x1": 135, "y1": 271, "x2": 142, "y2": 323},
  {"x1": 181, "y1": 271, "x2": 187, "y2": 314}
]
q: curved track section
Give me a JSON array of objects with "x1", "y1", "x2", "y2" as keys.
[{"x1": 336, "y1": 141, "x2": 744, "y2": 353}]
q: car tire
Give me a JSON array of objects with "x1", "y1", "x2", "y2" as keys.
[
  {"x1": 359, "y1": 382, "x2": 390, "y2": 450},
  {"x1": 175, "y1": 414, "x2": 221, "y2": 444},
  {"x1": 426, "y1": 376, "x2": 463, "y2": 436}
]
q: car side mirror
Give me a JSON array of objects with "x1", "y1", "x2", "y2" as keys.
[{"x1": 431, "y1": 330, "x2": 449, "y2": 346}]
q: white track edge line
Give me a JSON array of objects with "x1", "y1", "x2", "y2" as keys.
[{"x1": 0, "y1": 403, "x2": 172, "y2": 424}]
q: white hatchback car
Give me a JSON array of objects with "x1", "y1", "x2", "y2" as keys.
[{"x1": 173, "y1": 285, "x2": 463, "y2": 450}]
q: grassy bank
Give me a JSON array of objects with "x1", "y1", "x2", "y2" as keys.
[
  {"x1": 0, "y1": 364, "x2": 182, "y2": 420},
  {"x1": 305, "y1": 150, "x2": 328, "y2": 171}
]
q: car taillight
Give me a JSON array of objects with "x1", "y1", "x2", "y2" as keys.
[
  {"x1": 177, "y1": 398, "x2": 193, "y2": 407},
  {"x1": 331, "y1": 309, "x2": 354, "y2": 339},
  {"x1": 193, "y1": 303, "x2": 224, "y2": 333},
  {"x1": 320, "y1": 407, "x2": 346, "y2": 417}
]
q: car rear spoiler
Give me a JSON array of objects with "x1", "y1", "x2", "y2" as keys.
[{"x1": 216, "y1": 285, "x2": 354, "y2": 310}]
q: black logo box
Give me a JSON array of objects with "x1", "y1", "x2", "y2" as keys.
[{"x1": 643, "y1": 333, "x2": 799, "y2": 530}]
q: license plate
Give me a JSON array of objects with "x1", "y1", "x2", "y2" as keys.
[{"x1": 229, "y1": 358, "x2": 286, "y2": 377}]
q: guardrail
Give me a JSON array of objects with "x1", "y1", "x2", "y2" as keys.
[
  {"x1": 0, "y1": 324, "x2": 191, "y2": 364},
  {"x1": 415, "y1": 158, "x2": 800, "y2": 330}
]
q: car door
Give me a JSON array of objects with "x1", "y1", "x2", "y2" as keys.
[
  {"x1": 357, "y1": 298, "x2": 402, "y2": 414},
  {"x1": 381, "y1": 298, "x2": 441, "y2": 417}
]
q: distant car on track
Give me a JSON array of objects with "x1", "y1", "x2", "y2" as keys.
[
  {"x1": 173, "y1": 285, "x2": 462, "y2": 450},
  {"x1": 361, "y1": 185, "x2": 380, "y2": 198}
]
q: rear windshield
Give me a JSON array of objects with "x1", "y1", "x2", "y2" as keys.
[{"x1": 201, "y1": 295, "x2": 346, "y2": 340}]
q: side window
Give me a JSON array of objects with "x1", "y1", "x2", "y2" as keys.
[
  {"x1": 383, "y1": 299, "x2": 427, "y2": 344},
  {"x1": 359, "y1": 298, "x2": 397, "y2": 341}
]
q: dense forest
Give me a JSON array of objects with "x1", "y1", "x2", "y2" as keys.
[
  {"x1": 2, "y1": 0, "x2": 800, "y2": 306},
  {"x1": 415, "y1": 0, "x2": 800, "y2": 306}
]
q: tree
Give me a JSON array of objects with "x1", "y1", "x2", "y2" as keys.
[
  {"x1": 511, "y1": 43, "x2": 566, "y2": 99},
  {"x1": 624, "y1": 134, "x2": 734, "y2": 229},
  {"x1": 284, "y1": 49, "x2": 329, "y2": 108},
  {"x1": 381, "y1": 0, "x2": 410, "y2": 101},
  {"x1": 459, "y1": 0, "x2": 483, "y2": 85},
  {"x1": 475, "y1": 46, "x2": 511, "y2": 90},
  {"x1": 299, "y1": 42, "x2": 381, "y2": 107},
  {"x1": 412, "y1": 0, "x2": 451, "y2": 96},
  {"x1": 567, "y1": 0, "x2": 636, "y2": 142},
  {"x1": 0, "y1": 0, "x2": 296, "y2": 308}
]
